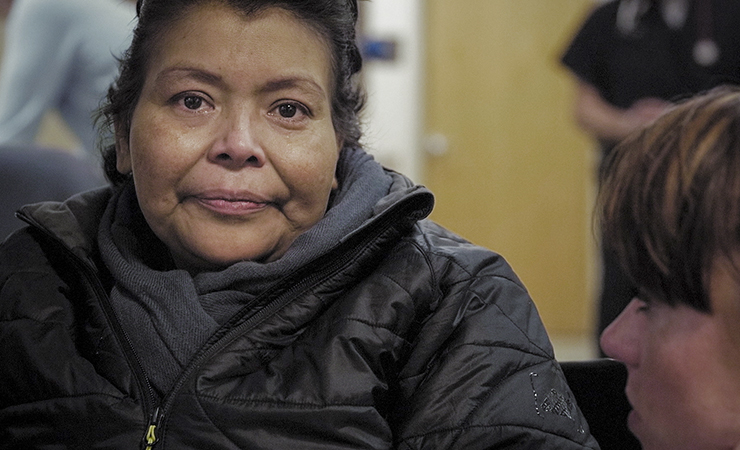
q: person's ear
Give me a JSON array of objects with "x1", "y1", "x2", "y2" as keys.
[{"x1": 115, "y1": 122, "x2": 132, "y2": 174}]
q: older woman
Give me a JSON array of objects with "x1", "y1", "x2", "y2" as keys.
[
  {"x1": 0, "y1": 0, "x2": 598, "y2": 448},
  {"x1": 599, "y1": 86, "x2": 740, "y2": 450}
]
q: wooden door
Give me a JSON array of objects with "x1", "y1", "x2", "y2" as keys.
[{"x1": 424, "y1": 0, "x2": 597, "y2": 334}]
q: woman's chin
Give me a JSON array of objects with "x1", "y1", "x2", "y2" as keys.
[{"x1": 173, "y1": 245, "x2": 287, "y2": 273}]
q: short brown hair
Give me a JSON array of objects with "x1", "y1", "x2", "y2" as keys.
[{"x1": 598, "y1": 85, "x2": 740, "y2": 312}]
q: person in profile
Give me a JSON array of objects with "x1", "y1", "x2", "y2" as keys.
[{"x1": 599, "y1": 85, "x2": 740, "y2": 450}]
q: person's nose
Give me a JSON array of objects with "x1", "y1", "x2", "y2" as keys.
[
  {"x1": 208, "y1": 112, "x2": 265, "y2": 169},
  {"x1": 600, "y1": 298, "x2": 644, "y2": 366}
]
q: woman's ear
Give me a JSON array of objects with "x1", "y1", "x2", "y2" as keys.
[{"x1": 115, "y1": 122, "x2": 132, "y2": 174}]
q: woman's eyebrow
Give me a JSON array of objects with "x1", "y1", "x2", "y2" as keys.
[
  {"x1": 155, "y1": 67, "x2": 225, "y2": 88},
  {"x1": 259, "y1": 77, "x2": 326, "y2": 99}
]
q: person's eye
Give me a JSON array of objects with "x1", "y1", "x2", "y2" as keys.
[
  {"x1": 270, "y1": 101, "x2": 310, "y2": 122},
  {"x1": 278, "y1": 103, "x2": 298, "y2": 118},
  {"x1": 635, "y1": 298, "x2": 652, "y2": 313},
  {"x1": 171, "y1": 92, "x2": 213, "y2": 113},
  {"x1": 183, "y1": 95, "x2": 203, "y2": 110}
]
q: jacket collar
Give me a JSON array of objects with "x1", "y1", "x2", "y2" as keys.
[{"x1": 17, "y1": 186, "x2": 113, "y2": 264}]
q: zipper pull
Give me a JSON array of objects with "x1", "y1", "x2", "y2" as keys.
[{"x1": 142, "y1": 407, "x2": 163, "y2": 450}]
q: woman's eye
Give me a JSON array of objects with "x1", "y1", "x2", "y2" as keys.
[
  {"x1": 278, "y1": 103, "x2": 298, "y2": 118},
  {"x1": 182, "y1": 95, "x2": 204, "y2": 110},
  {"x1": 635, "y1": 298, "x2": 651, "y2": 313},
  {"x1": 171, "y1": 92, "x2": 212, "y2": 113},
  {"x1": 271, "y1": 101, "x2": 310, "y2": 121}
]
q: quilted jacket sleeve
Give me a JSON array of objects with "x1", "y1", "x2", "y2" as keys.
[{"x1": 392, "y1": 224, "x2": 601, "y2": 449}]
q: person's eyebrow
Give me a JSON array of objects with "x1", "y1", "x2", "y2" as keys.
[
  {"x1": 155, "y1": 67, "x2": 225, "y2": 89},
  {"x1": 258, "y1": 77, "x2": 327, "y2": 100}
]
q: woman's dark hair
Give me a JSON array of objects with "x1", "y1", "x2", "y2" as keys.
[
  {"x1": 99, "y1": 0, "x2": 364, "y2": 186},
  {"x1": 598, "y1": 85, "x2": 740, "y2": 312}
]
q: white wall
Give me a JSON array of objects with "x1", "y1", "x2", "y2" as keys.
[{"x1": 360, "y1": 0, "x2": 425, "y2": 183}]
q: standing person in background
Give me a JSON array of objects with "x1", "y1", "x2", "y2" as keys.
[
  {"x1": 560, "y1": 0, "x2": 740, "y2": 351},
  {"x1": 0, "y1": 0, "x2": 136, "y2": 156}
]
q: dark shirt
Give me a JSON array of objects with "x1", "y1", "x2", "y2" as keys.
[{"x1": 562, "y1": 0, "x2": 740, "y2": 113}]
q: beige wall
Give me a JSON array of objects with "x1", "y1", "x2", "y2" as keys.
[{"x1": 424, "y1": 0, "x2": 598, "y2": 335}]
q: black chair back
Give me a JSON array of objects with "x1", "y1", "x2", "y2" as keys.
[
  {"x1": 0, "y1": 145, "x2": 105, "y2": 241},
  {"x1": 561, "y1": 359, "x2": 641, "y2": 450}
]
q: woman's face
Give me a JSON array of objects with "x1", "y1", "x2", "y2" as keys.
[
  {"x1": 600, "y1": 255, "x2": 740, "y2": 450},
  {"x1": 117, "y1": 4, "x2": 340, "y2": 272}
]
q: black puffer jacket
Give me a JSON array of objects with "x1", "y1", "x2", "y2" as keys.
[{"x1": 0, "y1": 173, "x2": 600, "y2": 449}]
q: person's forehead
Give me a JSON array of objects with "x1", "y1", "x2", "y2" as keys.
[{"x1": 145, "y1": 5, "x2": 333, "y2": 92}]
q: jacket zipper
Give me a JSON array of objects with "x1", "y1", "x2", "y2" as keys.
[
  {"x1": 76, "y1": 255, "x2": 163, "y2": 449},
  {"x1": 143, "y1": 407, "x2": 163, "y2": 450},
  {"x1": 17, "y1": 212, "x2": 160, "y2": 449}
]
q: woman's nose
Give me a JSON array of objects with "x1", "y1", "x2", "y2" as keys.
[
  {"x1": 208, "y1": 115, "x2": 265, "y2": 169},
  {"x1": 599, "y1": 298, "x2": 643, "y2": 365}
]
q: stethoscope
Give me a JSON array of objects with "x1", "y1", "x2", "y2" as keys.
[
  {"x1": 692, "y1": 0, "x2": 719, "y2": 66},
  {"x1": 617, "y1": 0, "x2": 720, "y2": 67}
]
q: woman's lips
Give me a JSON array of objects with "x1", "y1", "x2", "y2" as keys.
[
  {"x1": 187, "y1": 190, "x2": 272, "y2": 216},
  {"x1": 197, "y1": 198, "x2": 268, "y2": 215}
]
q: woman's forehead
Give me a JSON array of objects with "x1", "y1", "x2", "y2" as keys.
[{"x1": 148, "y1": 5, "x2": 332, "y2": 78}]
